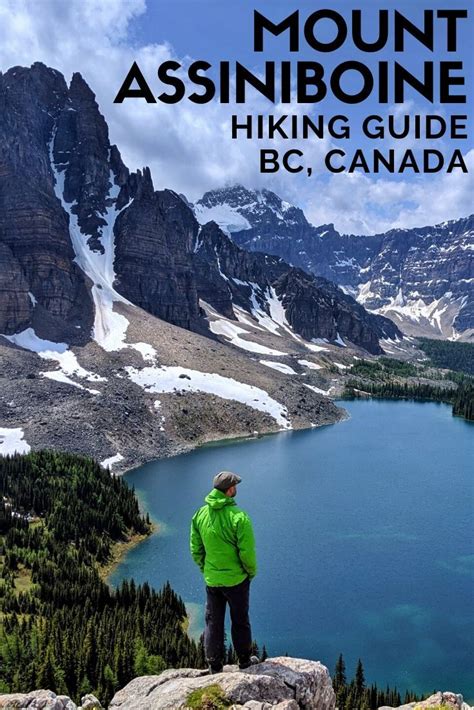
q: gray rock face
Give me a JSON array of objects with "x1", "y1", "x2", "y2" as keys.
[
  {"x1": 114, "y1": 187, "x2": 202, "y2": 331},
  {"x1": 108, "y1": 656, "x2": 336, "y2": 710},
  {"x1": 0, "y1": 242, "x2": 32, "y2": 334},
  {"x1": 196, "y1": 187, "x2": 473, "y2": 337},
  {"x1": 194, "y1": 221, "x2": 399, "y2": 353},
  {"x1": 0, "y1": 63, "x2": 94, "y2": 342}
]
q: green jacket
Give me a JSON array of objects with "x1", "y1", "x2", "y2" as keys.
[{"x1": 190, "y1": 488, "x2": 257, "y2": 587}]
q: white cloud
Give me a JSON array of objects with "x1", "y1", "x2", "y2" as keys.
[
  {"x1": 304, "y1": 150, "x2": 474, "y2": 234},
  {"x1": 0, "y1": 0, "x2": 472, "y2": 235}
]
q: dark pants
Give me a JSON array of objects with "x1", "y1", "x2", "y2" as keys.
[{"x1": 204, "y1": 576, "x2": 252, "y2": 668}]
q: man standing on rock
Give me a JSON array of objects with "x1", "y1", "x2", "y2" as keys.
[{"x1": 190, "y1": 471, "x2": 259, "y2": 674}]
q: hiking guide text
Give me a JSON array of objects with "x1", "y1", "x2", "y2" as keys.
[{"x1": 114, "y1": 9, "x2": 470, "y2": 175}]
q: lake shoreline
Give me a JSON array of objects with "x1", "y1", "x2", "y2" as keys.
[
  {"x1": 116, "y1": 401, "x2": 350, "y2": 478},
  {"x1": 100, "y1": 522, "x2": 159, "y2": 585}
]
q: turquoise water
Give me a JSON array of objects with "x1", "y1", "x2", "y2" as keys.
[{"x1": 109, "y1": 400, "x2": 474, "y2": 700}]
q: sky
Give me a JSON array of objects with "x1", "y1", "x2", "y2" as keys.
[{"x1": 0, "y1": 0, "x2": 473, "y2": 234}]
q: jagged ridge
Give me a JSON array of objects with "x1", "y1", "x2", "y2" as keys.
[{"x1": 195, "y1": 186, "x2": 473, "y2": 340}]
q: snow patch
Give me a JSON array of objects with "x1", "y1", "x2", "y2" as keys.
[
  {"x1": 101, "y1": 453, "x2": 124, "y2": 470},
  {"x1": 201, "y1": 302, "x2": 287, "y2": 356},
  {"x1": 0, "y1": 427, "x2": 31, "y2": 456},
  {"x1": 357, "y1": 281, "x2": 378, "y2": 305},
  {"x1": 2, "y1": 328, "x2": 67, "y2": 354},
  {"x1": 41, "y1": 370, "x2": 100, "y2": 395},
  {"x1": 259, "y1": 360, "x2": 297, "y2": 375},
  {"x1": 304, "y1": 383, "x2": 333, "y2": 397},
  {"x1": 305, "y1": 341, "x2": 329, "y2": 353},
  {"x1": 126, "y1": 365, "x2": 291, "y2": 429},
  {"x1": 298, "y1": 359, "x2": 323, "y2": 370},
  {"x1": 194, "y1": 203, "x2": 251, "y2": 234},
  {"x1": 1, "y1": 327, "x2": 105, "y2": 394},
  {"x1": 232, "y1": 305, "x2": 264, "y2": 331},
  {"x1": 209, "y1": 318, "x2": 286, "y2": 355},
  {"x1": 266, "y1": 287, "x2": 290, "y2": 330},
  {"x1": 249, "y1": 285, "x2": 284, "y2": 336},
  {"x1": 130, "y1": 342, "x2": 157, "y2": 363}
]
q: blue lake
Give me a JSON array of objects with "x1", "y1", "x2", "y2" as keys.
[{"x1": 109, "y1": 400, "x2": 474, "y2": 701}]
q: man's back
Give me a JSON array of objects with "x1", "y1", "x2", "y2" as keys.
[{"x1": 190, "y1": 488, "x2": 257, "y2": 587}]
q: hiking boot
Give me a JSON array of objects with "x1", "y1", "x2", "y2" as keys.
[{"x1": 238, "y1": 655, "x2": 260, "y2": 670}]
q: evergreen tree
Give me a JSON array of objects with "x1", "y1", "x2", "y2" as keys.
[
  {"x1": 334, "y1": 653, "x2": 347, "y2": 691},
  {"x1": 355, "y1": 659, "x2": 365, "y2": 695}
]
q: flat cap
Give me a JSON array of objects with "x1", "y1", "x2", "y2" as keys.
[{"x1": 213, "y1": 470, "x2": 242, "y2": 491}]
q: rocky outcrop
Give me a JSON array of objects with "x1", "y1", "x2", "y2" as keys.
[
  {"x1": 0, "y1": 689, "x2": 101, "y2": 709},
  {"x1": 108, "y1": 657, "x2": 336, "y2": 710},
  {"x1": 380, "y1": 691, "x2": 473, "y2": 710},
  {"x1": 273, "y1": 271, "x2": 397, "y2": 353},
  {"x1": 3, "y1": 669, "x2": 470, "y2": 710}
]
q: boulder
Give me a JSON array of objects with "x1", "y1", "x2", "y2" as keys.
[
  {"x1": 379, "y1": 691, "x2": 473, "y2": 710},
  {"x1": 0, "y1": 689, "x2": 76, "y2": 709},
  {"x1": 79, "y1": 695, "x2": 102, "y2": 710},
  {"x1": 108, "y1": 656, "x2": 336, "y2": 710},
  {"x1": 0, "y1": 690, "x2": 102, "y2": 710}
]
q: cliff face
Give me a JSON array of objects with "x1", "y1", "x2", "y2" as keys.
[
  {"x1": 114, "y1": 186, "x2": 202, "y2": 331},
  {"x1": 0, "y1": 63, "x2": 93, "y2": 342},
  {"x1": 193, "y1": 222, "x2": 399, "y2": 354}
]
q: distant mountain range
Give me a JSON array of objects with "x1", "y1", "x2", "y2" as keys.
[{"x1": 195, "y1": 186, "x2": 473, "y2": 341}]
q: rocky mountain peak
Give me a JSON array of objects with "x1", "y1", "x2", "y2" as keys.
[
  {"x1": 195, "y1": 184, "x2": 308, "y2": 236},
  {"x1": 69, "y1": 71, "x2": 97, "y2": 101}
]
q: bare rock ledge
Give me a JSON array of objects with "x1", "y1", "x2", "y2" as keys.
[
  {"x1": 108, "y1": 657, "x2": 335, "y2": 710},
  {"x1": 0, "y1": 659, "x2": 472, "y2": 710}
]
